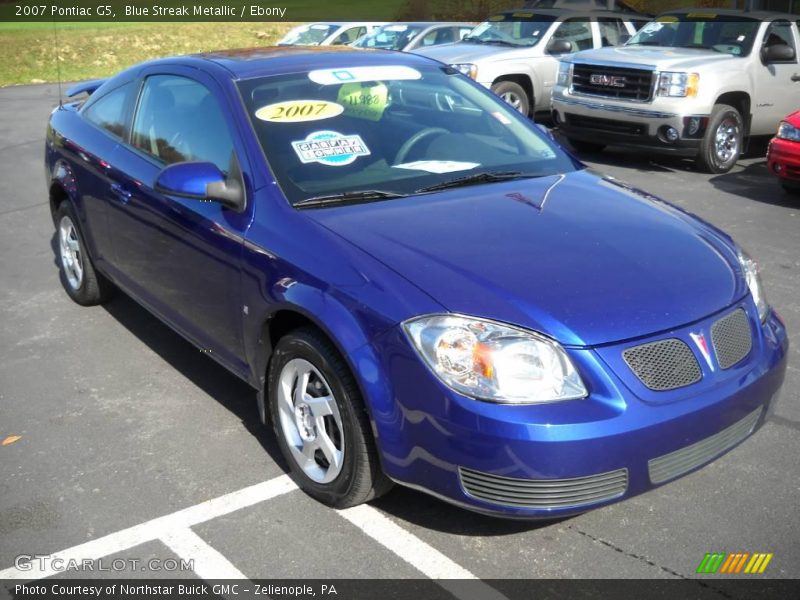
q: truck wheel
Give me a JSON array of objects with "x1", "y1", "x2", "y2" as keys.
[
  {"x1": 697, "y1": 104, "x2": 743, "y2": 174},
  {"x1": 568, "y1": 139, "x2": 606, "y2": 154},
  {"x1": 268, "y1": 326, "x2": 392, "y2": 508},
  {"x1": 491, "y1": 81, "x2": 530, "y2": 115}
]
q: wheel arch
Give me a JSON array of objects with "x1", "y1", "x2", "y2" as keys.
[
  {"x1": 492, "y1": 74, "x2": 535, "y2": 114},
  {"x1": 715, "y1": 91, "x2": 751, "y2": 137}
]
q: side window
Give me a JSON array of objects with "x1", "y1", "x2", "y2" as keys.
[
  {"x1": 131, "y1": 75, "x2": 234, "y2": 171},
  {"x1": 598, "y1": 18, "x2": 627, "y2": 47},
  {"x1": 333, "y1": 27, "x2": 363, "y2": 45},
  {"x1": 551, "y1": 19, "x2": 593, "y2": 52},
  {"x1": 83, "y1": 83, "x2": 131, "y2": 139},
  {"x1": 762, "y1": 20, "x2": 798, "y2": 62}
]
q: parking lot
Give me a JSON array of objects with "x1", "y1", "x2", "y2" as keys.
[{"x1": 1, "y1": 82, "x2": 798, "y2": 590}]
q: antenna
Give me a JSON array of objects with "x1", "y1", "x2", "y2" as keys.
[{"x1": 52, "y1": 18, "x2": 63, "y2": 107}]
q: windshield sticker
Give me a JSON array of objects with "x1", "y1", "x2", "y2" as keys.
[
  {"x1": 687, "y1": 12, "x2": 716, "y2": 19},
  {"x1": 309, "y1": 66, "x2": 421, "y2": 86},
  {"x1": 642, "y1": 22, "x2": 665, "y2": 33},
  {"x1": 385, "y1": 24, "x2": 408, "y2": 31},
  {"x1": 291, "y1": 130, "x2": 370, "y2": 166},
  {"x1": 337, "y1": 82, "x2": 388, "y2": 121},
  {"x1": 255, "y1": 100, "x2": 344, "y2": 123},
  {"x1": 654, "y1": 16, "x2": 678, "y2": 23},
  {"x1": 488, "y1": 14, "x2": 506, "y2": 21},
  {"x1": 310, "y1": 24, "x2": 330, "y2": 30},
  {"x1": 511, "y1": 11, "x2": 533, "y2": 18},
  {"x1": 393, "y1": 160, "x2": 480, "y2": 174}
]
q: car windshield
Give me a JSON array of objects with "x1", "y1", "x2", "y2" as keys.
[
  {"x1": 354, "y1": 24, "x2": 426, "y2": 50},
  {"x1": 627, "y1": 14, "x2": 761, "y2": 56},
  {"x1": 237, "y1": 64, "x2": 578, "y2": 206},
  {"x1": 280, "y1": 23, "x2": 337, "y2": 45},
  {"x1": 464, "y1": 14, "x2": 557, "y2": 47}
]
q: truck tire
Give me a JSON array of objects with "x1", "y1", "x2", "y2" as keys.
[
  {"x1": 696, "y1": 104, "x2": 743, "y2": 174},
  {"x1": 491, "y1": 81, "x2": 530, "y2": 116},
  {"x1": 568, "y1": 139, "x2": 606, "y2": 154}
]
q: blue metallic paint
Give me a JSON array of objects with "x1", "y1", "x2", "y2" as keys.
[{"x1": 45, "y1": 48, "x2": 789, "y2": 518}]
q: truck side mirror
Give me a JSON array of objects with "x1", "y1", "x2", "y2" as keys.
[
  {"x1": 547, "y1": 39, "x2": 573, "y2": 54},
  {"x1": 762, "y1": 43, "x2": 795, "y2": 63}
]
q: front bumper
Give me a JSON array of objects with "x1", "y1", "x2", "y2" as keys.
[
  {"x1": 360, "y1": 301, "x2": 788, "y2": 518},
  {"x1": 767, "y1": 137, "x2": 800, "y2": 185},
  {"x1": 551, "y1": 90, "x2": 708, "y2": 157}
]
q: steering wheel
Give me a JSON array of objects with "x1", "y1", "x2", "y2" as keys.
[{"x1": 394, "y1": 127, "x2": 449, "y2": 164}]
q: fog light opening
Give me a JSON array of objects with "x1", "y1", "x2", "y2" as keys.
[{"x1": 773, "y1": 163, "x2": 783, "y2": 174}]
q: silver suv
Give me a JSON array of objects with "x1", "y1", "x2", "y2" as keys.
[
  {"x1": 552, "y1": 10, "x2": 800, "y2": 173},
  {"x1": 413, "y1": 9, "x2": 645, "y2": 116}
]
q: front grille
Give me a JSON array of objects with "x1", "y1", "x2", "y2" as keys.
[
  {"x1": 565, "y1": 113, "x2": 645, "y2": 136},
  {"x1": 711, "y1": 309, "x2": 752, "y2": 369},
  {"x1": 623, "y1": 339, "x2": 702, "y2": 391},
  {"x1": 648, "y1": 407, "x2": 762, "y2": 484},
  {"x1": 459, "y1": 467, "x2": 627, "y2": 509},
  {"x1": 572, "y1": 64, "x2": 655, "y2": 102}
]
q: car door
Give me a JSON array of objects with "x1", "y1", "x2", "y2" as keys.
[
  {"x1": 539, "y1": 18, "x2": 595, "y2": 109},
  {"x1": 105, "y1": 69, "x2": 253, "y2": 373},
  {"x1": 751, "y1": 20, "x2": 800, "y2": 135},
  {"x1": 63, "y1": 82, "x2": 135, "y2": 265}
]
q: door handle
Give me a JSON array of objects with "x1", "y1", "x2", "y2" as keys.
[
  {"x1": 792, "y1": 73, "x2": 800, "y2": 82},
  {"x1": 110, "y1": 183, "x2": 132, "y2": 202}
]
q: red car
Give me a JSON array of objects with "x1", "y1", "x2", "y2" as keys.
[{"x1": 768, "y1": 111, "x2": 800, "y2": 195}]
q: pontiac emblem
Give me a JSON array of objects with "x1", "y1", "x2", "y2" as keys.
[{"x1": 590, "y1": 74, "x2": 626, "y2": 88}]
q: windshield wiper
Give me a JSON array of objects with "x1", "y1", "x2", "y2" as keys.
[
  {"x1": 294, "y1": 189, "x2": 407, "y2": 209},
  {"x1": 415, "y1": 171, "x2": 544, "y2": 194}
]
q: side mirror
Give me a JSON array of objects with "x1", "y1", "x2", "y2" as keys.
[
  {"x1": 762, "y1": 43, "x2": 795, "y2": 63},
  {"x1": 155, "y1": 161, "x2": 244, "y2": 212},
  {"x1": 546, "y1": 39, "x2": 573, "y2": 54}
]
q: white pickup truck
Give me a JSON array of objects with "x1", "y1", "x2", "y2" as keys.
[{"x1": 551, "y1": 10, "x2": 800, "y2": 173}]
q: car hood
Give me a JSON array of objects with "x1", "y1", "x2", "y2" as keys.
[
  {"x1": 305, "y1": 170, "x2": 746, "y2": 347},
  {"x1": 413, "y1": 41, "x2": 539, "y2": 64},
  {"x1": 570, "y1": 45, "x2": 739, "y2": 71}
]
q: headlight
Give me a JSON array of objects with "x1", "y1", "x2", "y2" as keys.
[
  {"x1": 656, "y1": 72, "x2": 699, "y2": 97},
  {"x1": 403, "y1": 315, "x2": 587, "y2": 404},
  {"x1": 738, "y1": 248, "x2": 769, "y2": 323},
  {"x1": 776, "y1": 121, "x2": 800, "y2": 142},
  {"x1": 557, "y1": 61, "x2": 572, "y2": 86},
  {"x1": 451, "y1": 63, "x2": 478, "y2": 79}
]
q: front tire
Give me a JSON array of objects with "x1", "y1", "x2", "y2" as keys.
[
  {"x1": 268, "y1": 326, "x2": 391, "y2": 508},
  {"x1": 54, "y1": 201, "x2": 113, "y2": 306},
  {"x1": 696, "y1": 104, "x2": 743, "y2": 174},
  {"x1": 491, "y1": 80, "x2": 530, "y2": 116}
]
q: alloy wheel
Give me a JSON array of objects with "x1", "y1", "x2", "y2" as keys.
[{"x1": 59, "y1": 215, "x2": 83, "y2": 290}]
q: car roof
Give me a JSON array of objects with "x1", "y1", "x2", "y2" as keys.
[
  {"x1": 660, "y1": 8, "x2": 799, "y2": 21},
  {"x1": 179, "y1": 46, "x2": 440, "y2": 80},
  {"x1": 492, "y1": 8, "x2": 646, "y2": 18}
]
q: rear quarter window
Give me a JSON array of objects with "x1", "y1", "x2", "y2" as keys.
[{"x1": 82, "y1": 83, "x2": 132, "y2": 140}]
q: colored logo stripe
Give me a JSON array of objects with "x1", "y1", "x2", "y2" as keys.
[{"x1": 697, "y1": 553, "x2": 773, "y2": 574}]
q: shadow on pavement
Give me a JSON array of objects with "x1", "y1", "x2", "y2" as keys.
[{"x1": 709, "y1": 160, "x2": 798, "y2": 206}]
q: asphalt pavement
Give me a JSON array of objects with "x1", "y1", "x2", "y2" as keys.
[{"x1": 0, "y1": 83, "x2": 798, "y2": 590}]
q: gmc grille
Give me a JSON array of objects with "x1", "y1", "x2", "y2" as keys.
[{"x1": 572, "y1": 64, "x2": 655, "y2": 102}]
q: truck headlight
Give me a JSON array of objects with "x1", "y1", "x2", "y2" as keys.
[
  {"x1": 451, "y1": 63, "x2": 478, "y2": 79},
  {"x1": 656, "y1": 72, "x2": 699, "y2": 97},
  {"x1": 738, "y1": 248, "x2": 769, "y2": 323},
  {"x1": 557, "y1": 61, "x2": 572, "y2": 86},
  {"x1": 776, "y1": 121, "x2": 800, "y2": 142},
  {"x1": 403, "y1": 314, "x2": 588, "y2": 404}
]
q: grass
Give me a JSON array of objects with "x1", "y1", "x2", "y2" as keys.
[{"x1": 0, "y1": 22, "x2": 296, "y2": 86}]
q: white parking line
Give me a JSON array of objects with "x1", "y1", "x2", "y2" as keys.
[
  {"x1": 1, "y1": 472, "x2": 506, "y2": 600},
  {"x1": 161, "y1": 528, "x2": 248, "y2": 580},
  {"x1": 0, "y1": 475, "x2": 296, "y2": 580}
]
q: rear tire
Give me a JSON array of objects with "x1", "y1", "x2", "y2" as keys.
[
  {"x1": 268, "y1": 326, "x2": 392, "y2": 508},
  {"x1": 567, "y1": 139, "x2": 606, "y2": 154},
  {"x1": 54, "y1": 201, "x2": 113, "y2": 306},
  {"x1": 696, "y1": 104, "x2": 743, "y2": 174},
  {"x1": 491, "y1": 80, "x2": 530, "y2": 116}
]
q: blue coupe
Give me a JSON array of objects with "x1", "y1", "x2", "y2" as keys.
[{"x1": 46, "y1": 47, "x2": 788, "y2": 518}]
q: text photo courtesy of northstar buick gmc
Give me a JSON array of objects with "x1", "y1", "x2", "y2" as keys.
[{"x1": 46, "y1": 47, "x2": 787, "y2": 518}]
